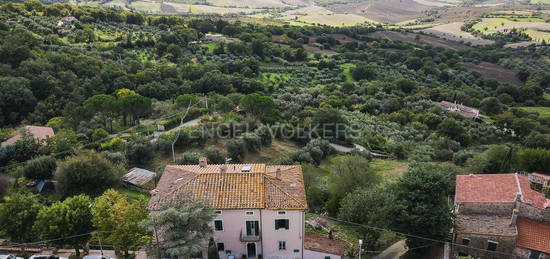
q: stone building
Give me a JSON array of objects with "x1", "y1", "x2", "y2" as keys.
[{"x1": 452, "y1": 174, "x2": 550, "y2": 259}]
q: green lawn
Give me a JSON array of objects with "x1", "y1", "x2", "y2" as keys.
[
  {"x1": 201, "y1": 42, "x2": 217, "y2": 52},
  {"x1": 340, "y1": 63, "x2": 355, "y2": 83},
  {"x1": 367, "y1": 159, "x2": 409, "y2": 182},
  {"x1": 519, "y1": 106, "x2": 550, "y2": 118}
]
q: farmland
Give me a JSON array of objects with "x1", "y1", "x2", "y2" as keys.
[
  {"x1": 462, "y1": 62, "x2": 523, "y2": 86},
  {"x1": 421, "y1": 22, "x2": 495, "y2": 45},
  {"x1": 366, "y1": 30, "x2": 473, "y2": 50}
]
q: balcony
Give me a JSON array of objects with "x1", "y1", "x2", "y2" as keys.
[{"x1": 240, "y1": 229, "x2": 261, "y2": 242}]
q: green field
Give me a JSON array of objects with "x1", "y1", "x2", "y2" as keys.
[
  {"x1": 472, "y1": 18, "x2": 516, "y2": 32},
  {"x1": 519, "y1": 106, "x2": 550, "y2": 118},
  {"x1": 340, "y1": 63, "x2": 355, "y2": 83}
]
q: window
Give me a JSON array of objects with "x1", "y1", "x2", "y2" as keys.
[
  {"x1": 278, "y1": 241, "x2": 286, "y2": 250},
  {"x1": 275, "y1": 219, "x2": 289, "y2": 230},
  {"x1": 214, "y1": 220, "x2": 223, "y2": 231},
  {"x1": 245, "y1": 211, "x2": 254, "y2": 216},
  {"x1": 462, "y1": 238, "x2": 470, "y2": 246},
  {"x1": 225, "y1": 250, "x2": 231, "y2": 255},
  {"x1": 324, "y1": 257, "x2": 331, "y2": 259},
  {"x1": 487, "y1": 241, "x2": 498, "y2": 251},
  {"x1": 278, "y1": 211, "x2": 286, "y2": 215},
  {"x1": 214, "y1": 210, "x2": 222, "y2": 215},
  {"x1": 217, "y1": 243, "x2": 224, "y2": 251},
  {"x1": 293, "y1": 249, "x2": 299, "y2": 253},
  {"x1": 529, "y1": 251, "x2": 541, "y2": 259},
  {"x1": 246, "y1": 221, "x2": 260, "y2": 236}
]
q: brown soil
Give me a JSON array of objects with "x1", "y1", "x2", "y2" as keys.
[
  {"x1": 366, "y1": 30, "x2": 472, "y2": 50},
  {"x1": 329, "y1": 0, "x2": 433, "y2": 23},
  {"x1": 462, "y1": 61, "x2": 523, "y2": 86}
]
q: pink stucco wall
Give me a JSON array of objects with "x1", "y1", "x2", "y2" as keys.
[{"x1": 211, "y1": 209, "x2": 305, "y2": 259}]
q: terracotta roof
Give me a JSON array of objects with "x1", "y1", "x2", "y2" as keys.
[
  {"x1": 455, "y1": 174, "x2": 550, "y2": 209},
  {"x1": 516, "y1": 217, "x2": 550, "y2": 254},
  {"x1": 148, "y1": 164, "x2": 307, "y2": 210},
  {"x1": 1, "y1": 126, "x2": 55, "y2": 147},
  {"x1": 304, "y1": 232, "x2": 345, "y2": 256}
]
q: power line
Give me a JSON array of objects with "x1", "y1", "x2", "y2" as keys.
[
  {"x1": 7, "y1": 231, "x2": 114, "y2": 248},
  {"x1": 308, "y1": 213, "x2": 515, "y2": 257}
]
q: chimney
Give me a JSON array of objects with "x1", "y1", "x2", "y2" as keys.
[
  {"x1": 199, "y1": 157, "x2": 207, "y2": 168},
  {"x1": 515, "y1": 192, "x2": 522, "y2": 209},
  {"x1": 276, "y1": 168, "x2": 281, "y2": 180},
  {"x1": 220, "y1": 165, "x2": 227, "y2": 175},
  {"x1": 510, "y1": 209, "x2": 519, "y2": 226}
]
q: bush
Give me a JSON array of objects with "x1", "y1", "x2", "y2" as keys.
[
  {"x1": 101, "y1": 137, "x2": 125, "y2": 151},
  {"x1": 22, "y1": 156, "x2": 57, "y2": 180},
  {"x1": 203, "y1": 146, "x2": 225, "y2": 164},
  {"x1": 241, "y1": 133, "x2": 261, "y2": 152},
  {"x1": 101, "y1": 151, "x2": 127, "y2": 166},
  {"x1": 91, "y1": 128, "x2": 109, "y2": 141},
  {"x1": 55, "y1": 151, "x2": 121, "y2": 197},
  {"x1": 125, "y1": 137, "x2": 154, "y2": 166},
  {"x1": 176, "y1": 151, "x2": 202, "y2": 165},
  {"x1": 225, "y1": 138, "x2": 247, "y2": 162}
]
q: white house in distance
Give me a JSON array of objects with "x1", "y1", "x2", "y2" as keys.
[{"x1": 149, "y1": 157, "x2": 343, "y2": 259}]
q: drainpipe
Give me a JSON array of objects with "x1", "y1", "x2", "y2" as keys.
[{"x1": 260, "y1": 208, "x2": 264, "y2": 257}]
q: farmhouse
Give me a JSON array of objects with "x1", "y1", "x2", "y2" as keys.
[
  {"x1": 436, "y1": 101, "x2": 482, "y2": 119},
  {"x1": 1, "y1": 126, "x2": 55, "y2": 147},
  {"x1": 452, "y1": 174, "x2": 550, "y2": 259},
  {"x1": 204, "y1": 33, "x2": 235, "y2": 43},
  {"x1": 149, "y1": 157, "x2": 344, "y2": 259},
  {"x1": 529, "y1": 172, "x2": 550, "y2": 190}
]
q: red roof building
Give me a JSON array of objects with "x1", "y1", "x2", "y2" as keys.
[
  {"x1": 1, "y1": 126, "x2": 55, "y2": 147},
  {"x1": 453, "y1": 173, "x2": 550, "y2": 259},
  {"x1": 516, "y1": 217, "x2": 550, "y2": 254}
]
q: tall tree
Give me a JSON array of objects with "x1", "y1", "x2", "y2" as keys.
[
  {"x1": 147, "y1": 192, "x2": 214, "y2": 259},
  {"x1": 326, "y1": 155, "x2": 379, "y2": 216},
  {"x1": 33, "y1": 195, "x2": 94, "y2": 258},
  {"x1": 239, "y1": 93, "x2": 278, "y2": 122},
  {"x1": 84, "y1": 94, "x2": 117, "y2": 132},
  {"x1": 0, "y1": 192, "x2": 43, "y2": 244},
  {"x1": 55, "y1": 151, "x2": 121, "y2": 197},
  {"x1": 92, "y1": 189, "x2": 149, "y2": 257},
  {"x1": 385, "y1": 163, "x2": 454, "y2": 251}
]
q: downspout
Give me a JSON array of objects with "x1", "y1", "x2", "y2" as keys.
[
  {"x1": 260, "y1": 208, "x2": 264, "y2": 257},
  {"x1": 301, "y1": 211, "x2": 304, "y2": 259}
]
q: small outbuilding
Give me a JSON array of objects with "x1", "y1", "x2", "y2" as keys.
[{"x1": 122, "y1": 168, "x2": 157, "y2": 190}]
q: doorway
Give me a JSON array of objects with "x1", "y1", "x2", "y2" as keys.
[{"x1": 247, "y1": 243, "x2": 256, "y2": 258}]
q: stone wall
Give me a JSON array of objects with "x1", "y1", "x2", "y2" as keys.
[
  {"x1": 518, "y1": 203, "x2": 550, "y2": 221},
  {"x1": 452, "y1": 233, "x2": 516, "y2": 259},
  {"x1": 457, "y1": 202, "x2": 515, "y2": 215}
]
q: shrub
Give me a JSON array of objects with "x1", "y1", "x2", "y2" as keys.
[
  {"x1": 101, "y1": 137, "x2": 125, "y2": 151},
  {"x1": 225, "y1": 138, "x2": 247, "y2": 162},
  {"x1": 55, "y1": 151, "x2": 121, "y2": 197},
  {"x1": 91, "y1": 128, "x2": 109, "y2": 141},
  {"x1": 22, "y1": 156, "x2": 57, "y2": 180},
  {"x1": 101, "y1": 151, "x2": 127, "y2": 166},
  {"x1": 176, "y1": 151, "x2": 202, "y2": 165},
  {"x1": 125, "y1": 137, "x2": 154, "y2": 166},
  {"x1": 203, "y1": 146, "x2": 225, "y2": 164}
]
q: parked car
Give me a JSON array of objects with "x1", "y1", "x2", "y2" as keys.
[
  {"x1": 28, "y1": 255, "x2": 68, "y2": 259},
  {"x1": 83, "y1": 255, "x2": 110, "y2": 259},
  {"x1": 0, "y1": 255, "x2": 23, "y2": 259}
]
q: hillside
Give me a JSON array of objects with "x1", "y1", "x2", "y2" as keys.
[{"x1": 1, "y1": 1, "x2": 550, "y2": 257}]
